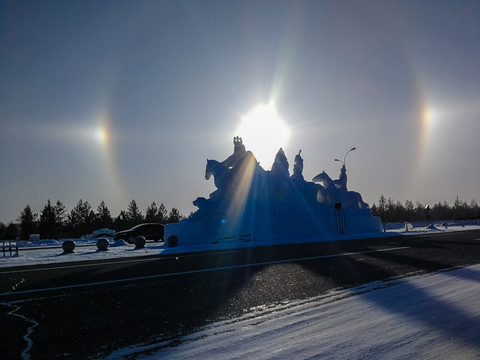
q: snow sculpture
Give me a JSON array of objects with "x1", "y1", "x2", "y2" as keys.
[
  {"x1": 165, "y1": 137, "x2": 382, "y2": 247},
  {"x1": 271, "y1": 148, "x2": 289, "y2": 176},
  {"x1": 291, "y1": 150, "x2": 304, "y2": 181},
  {"x1": 312, "y1": 166, "x2": 369, "y2": 210}
]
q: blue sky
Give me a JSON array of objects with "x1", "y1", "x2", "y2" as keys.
[{"x1": 1, "y1": 0, "x2": 479, "y2": 223}]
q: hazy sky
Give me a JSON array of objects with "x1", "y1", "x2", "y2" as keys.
[{"x1": 1, "y1": 0, "x2": 479, "y2": 223}]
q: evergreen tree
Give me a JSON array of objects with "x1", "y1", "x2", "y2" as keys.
[
  {"x1": 114, "y1": 210, "x2": 128, "y2": 231},
  {"x1": 386, "y1": 197, "x2": 396, "y2": 222},
  {"x1": 38, "y1": 200, "x2": 57, "y2": 238},
  {"x1": 0, "y1": 222, "x2": 6, "y2": 240},
  {"x1": 371, "y1": 203, "x2": 378, "y2": 217},
  {"x1": 377, "y1": 195, "x2": 386, "y2": 221},
  {"x1": 126, "y1": 200, "x2": 143, "y2": 226},
  {"x1": 95, "y1": 201, "x2": 112, "y2": 229},
  {"x1": 167, "y1": 208, "x2": 182, "y2": 223},
  {"x1": 433, "y1": 202, "x2": 449, "y2": 221},
  {"x1": 54, "y1": 200, "x2": 66, "y2": 237},
  {"x1": 18, "y1": 204, "x2": 38, "y2": 239},
  {"x1": 415, "y1": 202, "x2": 425, "y2": 222},
  {"x1": 158, "y1": 203, "x2": 168, "y2": 224},
  {"x1": 469, "y1": 200, "x2": 480, "y2": 219},
  {"x1": 5, "y1": 222, "x2": 19, "y2": 240},
  {"x1": 145, "y1": 202, "x2": 159, "y2": 222},
  {"x1": 145, "y1": 201, "x2": 168, "y2": 223},
  {"x1": 453, "y1": 196, "x2": 468, "y2": 220},
  {"x1": 67, "y1": 199, "x2": 95, "y2": 237},
  {"x1": 404, "y1": 200, "x2": 415, "y2": 222},
  {"x1": 54, "y1": 201, "x2": 66, "y2": 223}
]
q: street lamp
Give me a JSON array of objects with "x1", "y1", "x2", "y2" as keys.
[{"x1": 335, "y1": 147, "x2": 356, "y2": 167}]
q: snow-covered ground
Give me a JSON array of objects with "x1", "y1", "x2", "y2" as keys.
[
  {"x1": 1, "y1": 222, "x2": 479, "y2": 268},
  {"x1": 2, "y1": 224, "x2": 479, "y2": 358},
  {"x1": 106, "y1": 263, "x2": 480, "y2": 359}
]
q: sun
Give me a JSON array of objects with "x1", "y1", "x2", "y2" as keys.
[{"x1": 235, "y1": 102, "x2": 291, "y2": 168}]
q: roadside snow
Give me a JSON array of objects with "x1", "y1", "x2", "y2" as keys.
[
  {"x1": 1, "y1": 224, "x2": 479, "y2": 268},
  {"x1": 106, "y1": 264, "x2": 480, "y2": 359}
]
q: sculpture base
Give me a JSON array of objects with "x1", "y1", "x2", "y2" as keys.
[{"x1": 164, "y1": 208, "x2": 382, "y2": 247}]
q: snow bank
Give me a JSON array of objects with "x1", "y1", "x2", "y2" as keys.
[{"x1": 1, "y1": 225, "x2": 479, "y2": 268}]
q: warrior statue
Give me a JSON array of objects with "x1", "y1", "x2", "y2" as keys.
[
  {"x1": 333, "y1": 165, "x2": 347, "y2": 189},
  {"x1": 291, "y1": 150, "x2": 304, "y2": 181},
  {"x1": 222, "y1": 136, "x2": 252, "y2": 169},
  {"x1": 201, "y1": 137, "x2": 258, "y2": 202}
]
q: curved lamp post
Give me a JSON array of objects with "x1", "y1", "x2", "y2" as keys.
[{"x1": 335, "y1": 147, "x2": 356, "y2": 167}]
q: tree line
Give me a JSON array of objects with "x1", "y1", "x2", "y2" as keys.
[
  {"x1": 2, "y1": 196, "x2": 479, "y2": 240},
  {"x1": 371, "y1": 195, "x2": 480, "y2": 223},
  {"x1": 0, "y1": 199, "x2": 184, "y2": 240}
]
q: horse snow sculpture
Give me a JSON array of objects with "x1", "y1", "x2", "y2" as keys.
[
  {"x1": 165, "y1": 136, "x2": 382, "y2": 247},
  {"x1": 194, "y1": 137, "x2": 262, "y2": 211},
  {"x1": 312, "y1": 167, "x2": 368, "y2": 209},
  {"x1": 312, "y1": 169, "x2": 368, "y2": 209}
]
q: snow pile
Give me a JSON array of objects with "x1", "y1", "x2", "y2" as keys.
[{"x1": 106, "y1": 264, "x2": 480, "y2": 359}]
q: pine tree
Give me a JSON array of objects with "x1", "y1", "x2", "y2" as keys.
[
  {"x1": 114, "y1": 210, "x2": 128, "y2": 231},
  {"x1": 158, "y1": 203, "x2": 168, "y2": 224},
  {"x1": 0, "y1": 223, "x2": 6, "y2": 240},
  {"x1": 377, "y1": 195, "x2": 386, "y2": 221},
  {"x1": 167, "y1": 208, "x2": 182, "y2": 223},
  {"x1": 145, "y1": 201, "x2": 168, "y2": 223},
  {"x1": 54, "y1": 200, "x2": 66, "y2": 237},
  {"x1": 404, "y1": 200, "x2": 415, "y2": 222},
  {"x1": 145, "y1": 202, "x2": 159, "y2": 222},
  {"x1": 126, "y1": 200, "x2": 143, "y2": 226},
  {"x1": 54, "y1": 201, "x2": 66, "y2": 224},
  {"x1": 95, "y1": 201, "x2": 112, "y2": 229},
  {"x1": 67, "y1": 199, "x2": 95, "y2": 237},
  {"x1": 18, "y1": 204, "x2": 38, "y2": 239},
  {"x1": 5, "y1": 222, "x2": 19, "y2": 240},
  {"x1": 38, "y1": 200, "x2": 57, "y2": 238}
]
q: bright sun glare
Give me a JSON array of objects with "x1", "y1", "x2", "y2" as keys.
[
  {"x1": 235, "y1": 103, "x2": 291, "y2": 168},
  {"x1": 94, "y1": 126, "x2": 108, "y2": 146}
]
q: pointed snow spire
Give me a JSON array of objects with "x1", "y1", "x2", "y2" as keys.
[{"x1": 271, "y1": 148, "x2": 289, "y2": 176}]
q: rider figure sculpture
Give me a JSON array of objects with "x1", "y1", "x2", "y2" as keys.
[
  {"x1": 333, "y1": 165, "x2": 347, "y2": 190},
  {"x1": 222, "y1": 136, "x2": 248, "y2": 169}
]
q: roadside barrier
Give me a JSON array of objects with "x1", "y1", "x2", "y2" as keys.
[
  {"x1": 1, "y1": 240, "x2": 105, "y2": 259},
  {"x1": 2, "y1": 241, "x2": 19, "y2": 257}
]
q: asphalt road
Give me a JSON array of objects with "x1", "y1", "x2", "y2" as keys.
[{"x1": 1, "y1": 230, "x2": 480, "y2": 359}]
